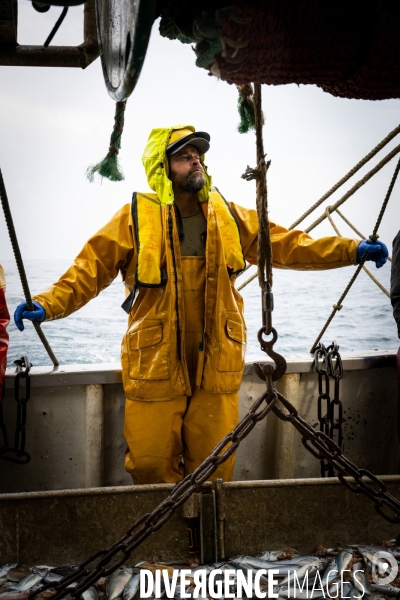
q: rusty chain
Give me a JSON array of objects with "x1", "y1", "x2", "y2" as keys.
[
  {"x1": 314, "y1": 344, "x2": 334, "y2": 478},
  {"x1": 314, "y1": 342, "x2": 344, "y2": 478},
  {"x1": 30, "y1": 335, "x2": 400, "y2": 600},
  {"x1": 270, "y1": 390, "x2": 400, "y2": 524},
  {"x1": 30, "y1": 374, "x2": 280, "y2": 600},
  {"x1": 0, "y1": 356, "x2": 32, "y2": 465}
]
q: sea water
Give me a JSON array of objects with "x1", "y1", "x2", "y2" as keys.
[{"x1": 2, "y1": 259, "x2": 398, "y2": 368}]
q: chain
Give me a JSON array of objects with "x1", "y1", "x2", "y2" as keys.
[
  {"x1": 30, "y1": 375, "x2": 280, "y2": 600},
  {"x1": 327, "y1": 342, "x2": 344, "y2": 450},
  {"x1": 0, "y1": 356, "x2": 31, "y2": 465},
  {"x1": 313, "y1": 342, "x2": 344, "y2": 477},
  {"x1": 270, "y1": 392, "x2": 400, "y2": 524},
  {"x1": 314, "y1": 344, "x2": 334, "y2": 477},
  {"x1": 27, "y1": 329, "x2": 400, "y2": 600},
  {"x1": 30, "y1": 353, "x2": 400, "y2": 600}
]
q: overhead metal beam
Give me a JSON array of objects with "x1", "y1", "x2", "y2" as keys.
[{"x1": 0, "y1": 0, "x2": 99, "y2": 68}]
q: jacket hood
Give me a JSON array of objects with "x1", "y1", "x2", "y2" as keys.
[{"x1": 142, "y1": 125, "x2": 212, "y2": 206}]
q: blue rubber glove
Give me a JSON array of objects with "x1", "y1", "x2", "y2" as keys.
[
  {"x1": 14, "y1": 301, "x2": 46, "y2": 332},
  {"x1": 356, "y1": 239, "x2": 389, "y2": 268}
]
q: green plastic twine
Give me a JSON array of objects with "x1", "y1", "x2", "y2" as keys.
[
  {"x1": 237, "y1": 84, "x2": 256, "y2": 134},
  {"x1": 87, "y1": 100, "x2": 127, "y2": 182}
]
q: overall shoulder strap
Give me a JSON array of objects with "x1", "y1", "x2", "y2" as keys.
[
  {"x1": 131, "y1": 192, "x2": 167, "y2": 288},
  {"x1": 122, "y1": 192, "x2": 167, "y2": 314},
  {"x1": 209, "y1": 188, "x2": 246, "y2": 275}
]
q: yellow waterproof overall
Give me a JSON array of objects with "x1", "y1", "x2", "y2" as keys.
[
  {"x1": 33, "y1": 124, "x2": 359, "y2": 486},
  {"x1": 123, "y1": 256, "x2": 238, "y2": 484}
]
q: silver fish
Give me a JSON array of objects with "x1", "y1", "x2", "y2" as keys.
[
  {"x1": 359, "y1": 549, "x2": 391, "y2": 573},
  {"x1": 9, "y1": 574, "x2": 43, "y2": 591},
  {"x1": 82, "y1": 586, "x2": 99, "y2": 600},
  {"x1": 276, "y1": 585, "x2": 325, "y2": 599},
  {"x1": 45, "y1": 572, "x2": 63, "y2": 584},
  {"x1": 227, "y1": 563, "x2": 268, "y2": 585},
  {"x1": 371, "y1": 583, "x2": 400, "y2": 597},
  {"x1": 257, "y1": 550, "x2": 301, "y2": 562},
  {"x1": 352, "y1": 570, "x2": 372, "y2": 596},
  {"x1": 123, "y1": 574, "x2": 140, "y2": 600},
  {"x1": 319, "y1": 558, "x2": 338, "y2": 588},
  {"x1": 106, "y1": 566, "x2": 133, "y2": 600},
  {"x1": 52, "y1": 566, "x2": 79, "y2": 577},
  {"x1": 173, "y1": 584, "x2": 191, "y2": 600},
  {"x1": 336, "y1": 550, "x2": 354, "y2": 573},
  {"x1": 340, "y1": 581, "x2": 352, "y2": 599},
  {"x1": 279, "y1": 558, "x2": 329, "y2": 587},
  {"x1": 0, "y1": 567, "x2": 17, "y2": 580}
]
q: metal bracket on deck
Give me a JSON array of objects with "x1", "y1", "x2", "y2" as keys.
[
  {"x1": 181, "y1": 487, "x2": 219, "y2": 564},
  {"x1": 215, "y1": 478, "x2": 226, "y2": 560}
]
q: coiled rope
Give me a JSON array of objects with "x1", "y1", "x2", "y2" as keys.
[{"x1": 0, "y1": 170, "x2": 59, "y2": 367}]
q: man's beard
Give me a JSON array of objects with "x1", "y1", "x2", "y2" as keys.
[{"x1": 173, "y1": 170, "x2": 206, "y2": 194}]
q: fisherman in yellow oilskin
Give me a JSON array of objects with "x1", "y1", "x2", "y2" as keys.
[{"x1": 14, "y1": 126, "x2": 389, "y2": 488}]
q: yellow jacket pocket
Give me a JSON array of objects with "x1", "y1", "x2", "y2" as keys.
[
  {"x1": 127, "y1": 318, "x2": 169, "y2": 381},
  {"x1": 218, "y1": 313, "x2": 247, "y2": 373}
]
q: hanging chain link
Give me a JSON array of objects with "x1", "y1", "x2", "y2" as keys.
[
  {"x1": 0, "y1": 355, "x2": 31, "y2": 465},
  {"x1": 327, "y1": 342, "x2": 344, "y2": 450},
  {"x1": 314, "y1": 344, "x2": 334, "y2": 477},
  {"x1": 314, "y1": 342, "x2": 344, "y2": 477}
]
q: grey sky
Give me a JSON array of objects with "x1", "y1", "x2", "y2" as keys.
[{"x1": 0, "y1": 4, "x2": 399, "y2": 261}]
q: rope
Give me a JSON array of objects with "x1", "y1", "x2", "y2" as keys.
[
  {"x1": 305, "y1": 143, "x2": 400, "y2": 233},
  {"x1": 310, "y1": 156, "x2": 400, "y2": 353},
  {"x1": 325, "y1": 208, "x2": 390, "y2": 298},
  {"x1": 236, "y1": 268, "x2": 257, "y2": 291},
  {"x1": 335, "y1": 208, "x2": 392, "y2": 262},
  {"x1": 237, "y1": 136, "x2": 398, "y2": 294},
  {"x1": 86, "y1": 101, "x2": 127, "y2": 183},
  {"x1": 289, "y1": 123, "x2": 400, "y2": 230},
  {"x1": 0, "y1": 170, "x2": 59, "y2": 367},
  {"x1": 253, "y1": 83, "x2": 272, "y2": 291}
]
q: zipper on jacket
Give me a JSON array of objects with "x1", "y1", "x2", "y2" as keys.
[{"x1": 168, "y1": 206, "x2": 181, "y2": 360}]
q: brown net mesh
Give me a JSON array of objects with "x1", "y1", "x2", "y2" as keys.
[{"x1": 159, "y1": 0, "x2": 400, "y2": 100}]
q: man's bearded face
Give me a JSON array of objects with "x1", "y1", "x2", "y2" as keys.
[{"x1": 169, "y1": 145, "x2": 206, "y2": 194}]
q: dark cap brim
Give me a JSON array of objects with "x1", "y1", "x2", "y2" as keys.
[{"x1": 167, "y1": 131, "x2": 210, "y2": 156}]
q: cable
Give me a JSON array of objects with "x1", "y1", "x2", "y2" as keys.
[{"x1": 44, "y1": 6, "x2": 68, "y2": 47}]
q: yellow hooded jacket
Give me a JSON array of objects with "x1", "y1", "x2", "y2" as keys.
[{"x1": 33, "y1": 125, "x2": 358, "y2": 400}]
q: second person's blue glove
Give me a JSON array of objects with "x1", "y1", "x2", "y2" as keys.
[
  {"x1": 356, "y1": 239, "x2": 388, "y2": 268},
  {"x1": 14, "y1": 301, "x2": 46, "y2": 332}
]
